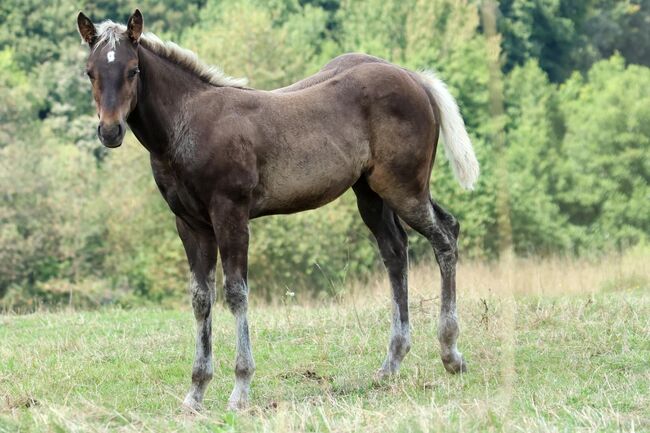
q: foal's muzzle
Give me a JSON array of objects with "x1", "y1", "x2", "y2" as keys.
[{"x1": 98, "y1": 121, "x2": 125, "y2": 148}]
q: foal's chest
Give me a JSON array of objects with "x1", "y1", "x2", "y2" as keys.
[{"x1": 150, "y1": 159, "x2": 211, "y2": 227}]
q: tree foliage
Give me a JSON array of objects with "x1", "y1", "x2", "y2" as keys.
[
  {"x1": 498, "y1": 0, "x2": 650, "y2": 82},
  {"x1": 0, "y1": 0, "x2": 647, "y2": 308}
]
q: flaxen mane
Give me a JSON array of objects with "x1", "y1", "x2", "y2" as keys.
[{"x1": 89, "y1": 20, "x2": 248, "y2": 88}]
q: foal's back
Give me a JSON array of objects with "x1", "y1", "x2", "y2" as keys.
[
  {"x1": 274, "y1": 53, "x2": 392, "y2": 93},
  {"x1": 197, "y1": 61, "x2": 438, "y2": 217}
]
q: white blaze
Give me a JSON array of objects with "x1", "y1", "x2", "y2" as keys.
[{"x1": 107, "y1": 50, "x2": 115, "y2": 63}]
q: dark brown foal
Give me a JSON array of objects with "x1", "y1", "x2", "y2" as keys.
[{"x1": 77, "y1": 10, "x2": 478, "y2": 411}]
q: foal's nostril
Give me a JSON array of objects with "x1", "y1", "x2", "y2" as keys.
[
  {"x1": 97, "y1": 122, "x2": 124, "y2": 147},
  {"x1": 99, "y1": 123, "x2": 120, "y2": 138}
]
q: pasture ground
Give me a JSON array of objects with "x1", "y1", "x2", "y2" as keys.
[{"x1": 1, "y1": 251, "x2": 649, "y2": 432}]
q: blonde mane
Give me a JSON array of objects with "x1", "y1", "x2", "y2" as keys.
[{"x1": 90, "y1": 20, "x2": 248, "y2": 88}]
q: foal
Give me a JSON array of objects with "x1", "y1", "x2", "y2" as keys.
[{"x1": 77, "y1": 10, "x2": 479, "y2": 411}]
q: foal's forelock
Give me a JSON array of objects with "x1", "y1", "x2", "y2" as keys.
[
  {"x1": 89, "y1": 21, "x2": 128, "y2": 51},
  {"x1": 83, "y1": 20, "x2": 248, "y2": 89}
]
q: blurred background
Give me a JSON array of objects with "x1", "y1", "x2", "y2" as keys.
[{"x1": 0, "y1": 0, "x2": 648, "y2": 310}]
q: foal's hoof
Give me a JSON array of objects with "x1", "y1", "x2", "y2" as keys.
[
  {"x1": 442, "y1": 353, "x2": 467, "y2": 374},
  {"x1": 373, "y1": 365, "x2": 398, "y2": 382},
  {"x1": 227, "y1": 398, "x2": 248, "y2": 412},
  {"x1": 182, "y1": 395, "x2": 203, "y2": 413},
  {"x1": 374, "y1": 368, "x2": 391, "y2": 382}
]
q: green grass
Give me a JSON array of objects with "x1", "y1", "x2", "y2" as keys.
[{"x1": 1, "y1": 278, "x2": 649, "y2": 432}]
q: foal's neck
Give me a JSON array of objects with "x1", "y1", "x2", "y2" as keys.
[{"x1": 127, "y1": 46, "x2": 213, "y2": 156}]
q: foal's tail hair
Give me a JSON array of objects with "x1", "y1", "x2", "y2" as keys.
[{"x1": 418, "y1": 70, "x2": 479, "y2": 190}]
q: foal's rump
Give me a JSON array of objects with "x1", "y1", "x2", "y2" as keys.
[
  {"x1": 273, "y1": 53, "x2": 479, "y2": 191},
  {"x1": 251, "y1": 62, "x2": 431, "y2": 215},
  {"x1": 249, "y1": 57, "x2": 478, "y2": 216}
]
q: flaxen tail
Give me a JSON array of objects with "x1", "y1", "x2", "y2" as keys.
[{"x1": 418, "y1": 70, "x2": 479, "y2": 190}]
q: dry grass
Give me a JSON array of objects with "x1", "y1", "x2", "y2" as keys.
[
  {"x1": 351, "y1": 246, "x2": 649, "y2": 302},
  {"x1": 1, "y1": 249, "x2": 648, "y2": 432}
]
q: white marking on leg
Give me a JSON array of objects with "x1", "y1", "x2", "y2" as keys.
[
  {"x1": 107, "y1": 50, "x2": 115, "y2": 63},
  {"x1": 378, "y1": 270, "x2": 410, "y2": 377},
  {"x1": 183, "y1": 273, "x2": 215, "y2": 411},
  {"x1": 228, "y1": 309, "x2": 255, "y2": 410},
  {"x1": 438, "y1": 310, "x2": 464, "y2": 371}
]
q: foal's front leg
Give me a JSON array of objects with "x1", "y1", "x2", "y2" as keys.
[
  {"x1": 210, "y1": 197, "x2": 255, "y2": 411},
  {"x1": 177, "y1": 218, "x2": 218, "y2": 412}
]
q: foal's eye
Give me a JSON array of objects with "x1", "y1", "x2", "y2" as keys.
[
  {"x1": 127, "y1": 67, "x2": 140, "y2": 78},
  {"x1": 86, "y1": 70, "x2": 95, "y2": 80}
]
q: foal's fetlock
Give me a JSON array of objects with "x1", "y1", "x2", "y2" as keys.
[
  {"x1": 438, "y1": 317, "x2": 465, "y2": 373},
  {"x1": 227, "y1": 361, "x2": 254, "y2": 411},
  {"x1": 390, "y1": 334, "x2": 411, "y2": 359},
  {"x1": 184, "y1": 368, "x2": 212, "y2": 412},
  {"x1": 441, "y1": 351, "x2": 467, "y2": 374},
  {"x1": 376, "y1": 335, "x2": 410, "y2": 380},
  {"x1": 227, "y1": 392, "x2": 249, "y2": 411},
  {"x1": 227, "y1": 378, "x2": 252, "y2": 411}
]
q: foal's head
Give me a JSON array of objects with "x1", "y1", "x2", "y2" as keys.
[{"x1": 77, "y1": 10, "x2": 144, "y2": 148}]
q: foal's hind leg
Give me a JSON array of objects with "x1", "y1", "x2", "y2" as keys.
[
  {"x1": 392, "y1": 196, "x2": 467, "y2": 373},
  {"x1": 352, "y1": 180, "x2": 411, "y2": 378}
]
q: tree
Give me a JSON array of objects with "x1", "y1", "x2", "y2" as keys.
[
  {"x1": 504, "y1": 60, "x2": 570, "y2": 254},
  {"x1": 556, "y1": 55, "x2": 650, "y2": 251},
  {"x1": 498, "y1": 0, "x2": 591, "y2": 82},
  {"x1": 181, "y1": 0, "x2": 329, "y2": 89}
]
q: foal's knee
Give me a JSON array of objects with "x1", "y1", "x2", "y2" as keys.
[
  {"x1": 224, "y1": 279, "x2": 248, "y2": 313},
  {"x1": 190, "y1": 277, "x2": 213, "y2": 319},
  {"x1": 192, "y1": 363, "x2": 214, "y2": 383}
]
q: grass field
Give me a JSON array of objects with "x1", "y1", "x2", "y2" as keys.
[{"x1": 1, "y1": 252, "x2": 649, "y2": 432}]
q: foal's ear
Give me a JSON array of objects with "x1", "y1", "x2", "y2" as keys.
[
  {"x1": 77, "y1": 12, "x2": 97, "y2": 46},
  {"x1": 127, "y1": 9, "x2": 144, "y2": 43}
]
